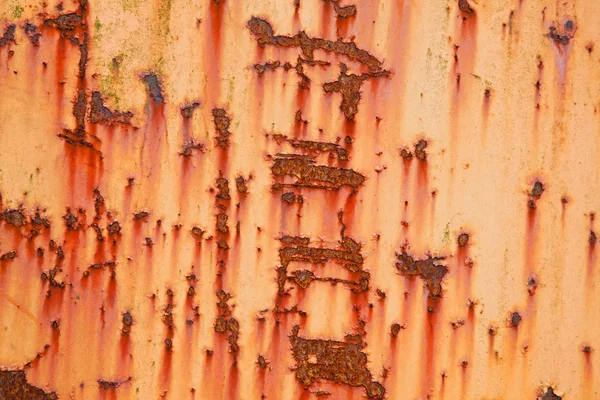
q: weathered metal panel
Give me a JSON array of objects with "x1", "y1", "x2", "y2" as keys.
[{"x1": 0, "y1": 0, "x2": 599, "y2": 398}]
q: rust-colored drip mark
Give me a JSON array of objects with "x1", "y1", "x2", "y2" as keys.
[
  {"x1": 213, "y1": 108, "x2": 232, "y2": 149},
  {"x1": 89, "y1": 91, "x2": 133, "y2": 125},
  {"x1": 330, "y1": 0, "x2": 357, "y2": 18},
  {"x1": 141, "y1": 72, "x2": 165, "y2": 104},
  {"x1": 214, "y1": 290, "x2": 240, "y2": 365},
  {"x1": 247, "y1": 18, "x2": 385, "y2": 72},
  {"x1": 271, "y1": 154, "x2": 364, "y2": 191},
  {"x1": 0, "y1": 370, "x2": 58, "y2": 399},
  {"x1": 323, "y1": 63, "x2": 390, "y2": 121},
  {"x1": 394, "y1": 245, "x2": 448, "y2": 299},
  {"x1": 276, "y1": 234, "x2": 369, "y2": 294},
  {"x1": 0, "y1": 25, "x2": 16, "y2": 47},
  {"x1": 289, "y1": 325, "x2": 385, "y2": 399}
]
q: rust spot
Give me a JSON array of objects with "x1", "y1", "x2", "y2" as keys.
[
  {"x1": 531, "y1": 181, "x2": 544, "y2": 198},
  {"x1": 89, "y1": 91, "x2": 133, "y2": 125},
  {"x1": 257, "y1": 355, "x2": 268, "y2": 369},
  {"x1": 191, "y1": 226, "x2": 205, "y2": 239},
  {"x1": 24, "y1": 22, "x2": 41, "y2": 46},
  {"x1": 122, "y1": 311, "x2": 133, "y2": 334},
  {"x1": 394, "y1": 245, "x2": 448, "y2": 299},
  {"x1": 540, "y1": 387, "x2": 562, "y2": 400},
  {"x1": 107, "y1": 221, "x2": 121, "y2": 235},
  {"x1": 509, "y1": 311, "x2": 522, "y2": 327},
  {"x1": 527, "y1": 276, "x2": 538, "y2": 295},
  {"x1": 0, "y1": 251, "x2": 17, "y2": 261},
  {"x1": 414, "y1": 139, "x2": 428, "y2": 161},
  {"x1": 323, "y1": 63, "x2": 390, "y2": 121},
  {"x1": 390, "y1": 323, "x2": 405, "y2": 337},
  {"x1": 289, "y1": 325, "x2": 385, "y2": 399},
  {"x1": 0, "y1": 370, "x2": 58, "y2": 399},
  {"x1": 62, "y1": 208, "x2": 81, "y2": 230},
  {"x1": 44, "y1": 13, "x2": 83, "y2": 35},
  {"x1": 216, "y1": 213, "x2": 229, "y2": 234},
  {"x1": 272, "y1": 134, "x2": 349, "y2": 160},
  {"x1": 457, "y1": 233, "x2": 469, "y2": 247},
  {"x1": 180, "y1": 101, "x2": 200, "y2": 118},
  {"x1": 141, "y1": 72, "x2": 165, "y2": 104},
  {"x1": 214, "y1": 290, "x2": 240, "y2": 365},
  {"x1": 277, "y1": 235, "x2": 369, "y2": 294},
  {"x1": 235, "y1": 176, "x2": 249, "y2": 194},
  {"x1": 247, "y1": 17, "x2": 384, "y2": 72},
  {"x1": 0, "y1": 24, "x2": 16, "y2": 47},
  {"x1": 134, "y1": 211, "x2": 150, "y2": 221},
  {"x1": 180, "y1": 139, "x2": 206, "y2": 157},
  {"x1": 325, "y1": 0, "x2": 357, "y2": 18},
  {"x1": 546, "y1": 20, "x2": 576, "y2": 45},
  {"x1": 213, "y1": 108, "x2": 232, "y2": 149},
  {"x1": 98, "y1": 377, "x2": 131, "y2": 389},
  {"x1": 272, "y1": 154, "x2": 365, "y2": 190},
  {"x1": 450, "y1": 319, "x2": 465, "y2": 329},
  {"x1": 458, "y1": 0, "x2": 474, "y2": 15},
  {"x1": 2, "y1": 208, "x2": 26, "y2": 227}
]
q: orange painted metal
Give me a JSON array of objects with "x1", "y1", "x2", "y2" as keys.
[{"x1": 0, "y1": 0, "x2": 599, "y2": 399}]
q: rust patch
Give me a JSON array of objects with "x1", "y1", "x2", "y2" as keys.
[
  {"x1": 89, "y1": 91, "x2": 133, "y2": 125},
  {"x1": 44, "y1": 13, "x2": 83, "y2": 35},
  {"x1": 272, "y1": 154, "x2": 364, "y2": 190},
  {"x1": 0, "y1": 25, "x2": 16, "y2": 47},
  {"x1": 546, "y1": 20, "x2": 576, "y2": 45},
  {"x1": 235, "y1": 175, "x2": 249, "y2": 194},
  {"x1": 394, "y1": 245, "x2": 448, "y2": 299},
  {"x1": 458, "y1": 0, "x2": 474, "y2": 15},
  {"x1": 325, "y1": 0, "x2": 357, "y2": 18},
  {"x1": 247, "y1": 17, "x2": 384, "y2": 72},
  {"x1": 180, "y1": 139, "x2": 206, "y2": 157},
  {"x1": 0, "y1": 370, "x2": 57, "y2": 399},
  {"x1": 2, "y1": 208, "x2": 26, "y2": 227},
  {"x1": 24, "y1": 22, "x2": 41, "y2": 45},
  {"x1": 122, "y1": 311, "x2": 133, "y2": 334},
  {"x1": 213, "y1": 108, "x2": 232, "y2": 149},
  {"x1": 0, "y1": 250, "x2": 17, "y2": 261},
  {"x1": 289, "y1": 325, "x2": 385, "y2": 399},
  {"x1": 141, "y1": 72, "x2": 165, "y2": 104},
  {"x1": 539, "y1": 387, "x2": 562, "y2": 400},
  {"x1": 214, "y1": 290, "x2": 240, "y2": 365},
  {"x1": 180, "y1": 101, "x2": 200, "y2": 118},
  {"x1": 276, "y1": 235, "x2": 368, "y2": 294},
  {"x1": 323, "y1": 63, "x2": 390, "y2": 121},
  {"x1": 271, "y1": 134, "x2": 348, "y2": 160}
]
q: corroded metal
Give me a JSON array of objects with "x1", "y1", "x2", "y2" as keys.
[{"x1": 0, "y1": 0, "x2": 599, "y2": 399}]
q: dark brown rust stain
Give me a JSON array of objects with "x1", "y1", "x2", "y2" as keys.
[
  {"x1": 509, "y1": 311, "x2": 522, "y2": 327},
  {"x1": 254, "y1": 57, "x2": 330, "y2": 89},
  {"x1": 62, "y1": 208, "x2": 82, "y2": 230},
  {"x1": 2, "y1": 208, "x2": 26, "y2": 227},
  {"x1": 546, "y1": 20, "x2": 576, "y2": 45},
  {"x1": 528, "y1": 181, "x2": 544, "y2": 209},
  {"x1": 216, "y1": 213, "x2": 229, "y2": 234},
  {"x1": 121, "y1": 311, "x2": 133, "y2": 334},
  {"x1": 89, "y1": 91, "x2": 133, "y2": 125},
  {"x1": 289, "y1": 325, "x2": 385, "y2": 399},
  {"x1": 44, "y1": 13, "x2": 83, "y2": 35},
  {"x1": 24, "y1": 22, "x2": 41, "y2": 46},
  {"x1": 0, "y1": 370, "x2": 58, "y2": 399},
  {"x1": 215, "y1": 177, "x2": 231, "y2": 200},
  {"x1": 213, "y1": 108, "x2": 232, "y2": 149},
  {"x1": 324, "y1": 0, "x2": 357, "y2": 18},
  {"x1": 141, "y1": 72, "x2": 165, "y2": 104},
  {"x1": 247, "y1": 17, "x2": 384, "y2": 72},
  {"x1": 458, "y1": 0, "x2": 474, "y2": 15},
  {"x1": 0, "y1": 250, "x2": 17, "y2": 261},
  {"x1": 390, "y1": 323, "x2": 405, "y2": 337},
  {"x1": 276, "y1": 235, "x2": 368, "y2": 294},
  {"x1": 399, "y1": 139, "x2": 428, "y2": 161},
  {"x1": 98, "y1": 377, "x2": 131, "y2": 389},
  {"x1": 281, "y1": 192, "x2": 303, "y2": 204},
  {"x1": 539, "y1": 387, "x2": 562, "y2": 400},
  {"x1": 180, "y1": 101, "x2": 200, "y2": 118},
  {"x1": 214, "y1": 290, "x2": 240, "y2": 365},
  {"x1": 323, "y1": 63, "x2": 390, "y2": 121},
  {"x1": 272, "y1": 154, "x2": 364, "y2": 191},
  {"x1": 0, "y1": 24, "x2": 16, "y2": 47},
  {"x1": 271, "y1": 134, "x2": 348, "y2": 160},
  {"x1": 394, "y1": 245, "x2": 448, "y2": 299},
  {"x1": 457, "y1": 233, "x2": 469, "y2": 247},
  {"x1": 235, "y1": 175, "x2": 249, "y2": 194},
  {"x1": 179, "y1": 139, "x2": 206, "y2": 157}
]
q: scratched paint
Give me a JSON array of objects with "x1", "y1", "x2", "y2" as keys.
[{"x1": 0, "y1": 0, "x2": 599, "y2": 399}]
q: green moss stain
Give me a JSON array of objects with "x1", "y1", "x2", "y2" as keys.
[{"x1": 12, "y1": 4, "x2": 24, "y2": 19}]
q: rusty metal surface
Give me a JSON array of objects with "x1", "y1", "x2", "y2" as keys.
[{"x1": 0, "y1": 0, "x2": 599, "y2": 398}]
